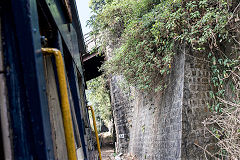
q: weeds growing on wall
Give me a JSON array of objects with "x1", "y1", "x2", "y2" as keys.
[{"x1": 88, "y1": 0, "x2": 240, "y2": 158}]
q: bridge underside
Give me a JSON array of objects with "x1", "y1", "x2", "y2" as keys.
[{"x1": 83, "y1": 52, "x2": 105, "y2": 81}]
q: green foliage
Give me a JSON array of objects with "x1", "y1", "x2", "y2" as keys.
[
  {"x1": 89, "y1": 0, "x2": 237, "y2": 92},
  {"x1": 86, "y1": 76, "x2": 111, "y2": 123},
  {"x1": 208, "y1": 53, "x2": 239, "y2": 113}
]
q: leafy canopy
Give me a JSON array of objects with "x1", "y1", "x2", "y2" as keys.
[
  {"x1": 86, "y1": 76, "x2": 111, "y2": 123},
  {"x1": 88, "y1": 0, "x2": 236, "y2": 92}
]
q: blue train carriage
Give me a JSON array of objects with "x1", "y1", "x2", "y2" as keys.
[{"x1": 0, "y1": 0, "x2": 95, "y2": 159}]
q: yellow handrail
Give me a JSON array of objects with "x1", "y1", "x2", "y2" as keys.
[
  {"x1": 88, "y1": 106, "x2": 102, "y2": 160},
  {"x1": 41, "y1": 48, "x2": 77, "y2": 160}
]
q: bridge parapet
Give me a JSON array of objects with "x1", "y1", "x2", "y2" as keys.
[
  {"x1": 83, "y1": 32, "x2": 104, "y2": 81},
  {"x1": 84, "y1": 32, "x2": 98, "y2": 53}
]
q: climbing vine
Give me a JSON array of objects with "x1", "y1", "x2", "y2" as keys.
[{"x1": 88, "y1": 0, "x2": 240, "y2": 158}]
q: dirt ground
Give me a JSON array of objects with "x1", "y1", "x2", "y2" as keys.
[
  {"x1": 101, "y1": 146, "x2": 114, "y2": 160},
  {"x1": 101, "y1": 147, "x2": 137, "y2": 160}
]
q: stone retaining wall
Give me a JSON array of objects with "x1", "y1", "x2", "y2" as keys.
[{"x1": 109, "y1": 45, "x2": 212, "y2": 159}]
